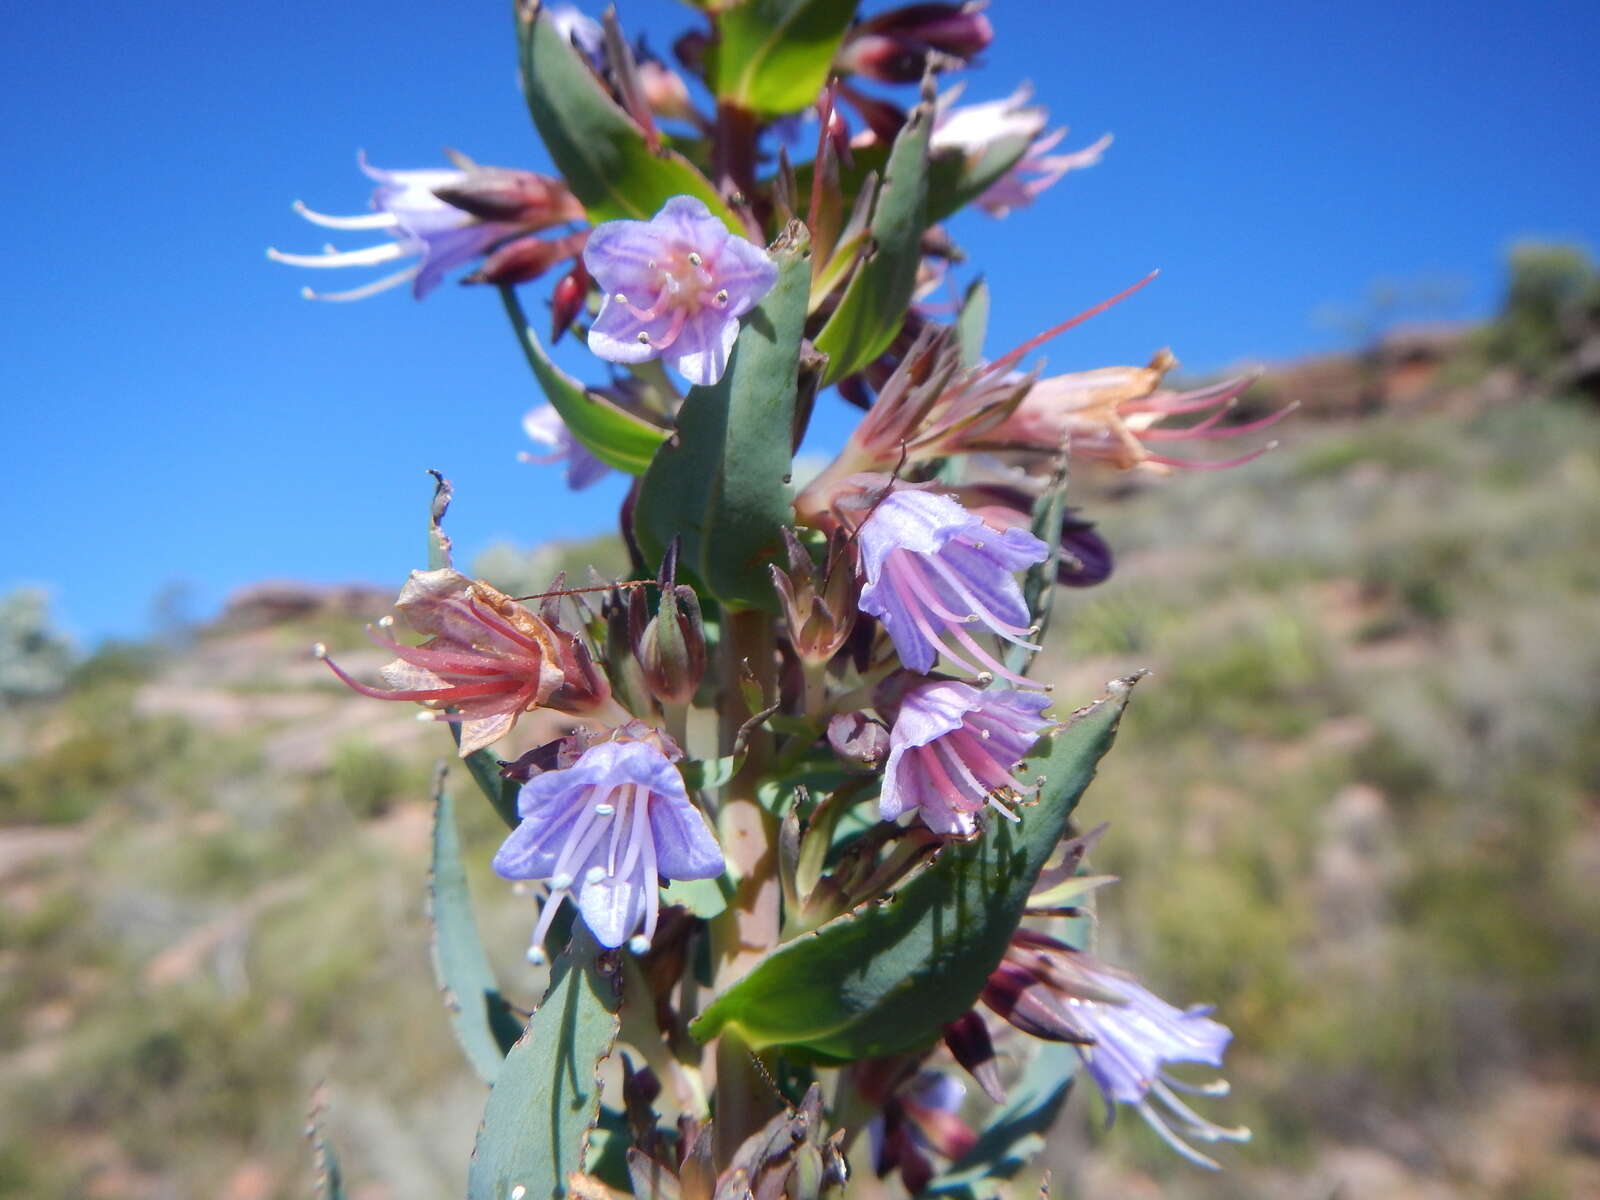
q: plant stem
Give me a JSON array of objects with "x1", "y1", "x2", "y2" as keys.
[{"x1": 707, "y1": 607, "x2": 783, "y2": 1162}]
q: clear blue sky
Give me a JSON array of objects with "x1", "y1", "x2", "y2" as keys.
[{"x1": 6, "y1": 0, "x2": 1596, "y2": 646}]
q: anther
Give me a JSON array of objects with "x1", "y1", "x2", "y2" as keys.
[
  {"x1": 636, "y1": 331, "x2": 650, "y2": 344},
  {"x1": 976, "y1": 671, "x2": 994, "y2": 685},
  {"x1": 979, "y1": 728, "x2": 991, "y2": 740},
  {"x1": 687, "y1": 251, "x2": 703, "y2": 267},
  {"x1": 614, "y1": 292, "x2": 628, "y2": 304},
  {"x1": 628, "y1": 934, "x2": 651, "y2": 954},
  {"x1": 550, "y1": 872, "x2": 573, "y2": 890},
  {"x1": 586, "y1": 864, "x2": 606, "y2": 883},
  {"x1": 525, "y1": 947, "x2": 547, "y2": 966},
  {"x1": 311, "y1": 643, "x2": 328, "y2": 659},
  {"x1": 714, "y1": 288, "x2": 729, "y2": 304},
  {"x1": 964, "y1": 614, "x2": 981, "y2": 623},
  {"x1": 594, "y1": 803, "x2": 615, "y2": 816},
  {"x1": 378, "y1": 614, "x2": 396, "y2": 628}
]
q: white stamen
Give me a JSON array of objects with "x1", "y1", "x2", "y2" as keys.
[
  {"x1": 311, "y1": 643, "x2": 328, "y2": 659},
  {"x1": 636, "y1": 331, "x2": 650, "y2": 344},
  {"x1": 586, "y1": 864, "x2": 606, "y2": 883},
  {"x1": 301, "y1": 264, "x2": 421, "y2": 302},
  {"x1": 525, "y1": 946, "x2": 547, "y2": 966},
  {"x1": 377, "y1": 614, "x2": 395, "y2": 628},
  {"x1": 687, "y1": 251, "x2": 703, "y2": 267},
  {"x1": 978, "y1": 728, "x2": 991, "y2": 740},
  {"x1": 292, "y1": 200, "x2": 398, "y2": 231},
  {"x1": 594, "y1": 803, "x2": 615, "y2": 816},
  {"x1": 628, "y1": 934, "x2": 651, "y2": 954},
  {"x1": 550, "y1": 872, "x2": 574, "y2": 890},
  {"x1": 267, "y1": 241, "x2": 408, "y2": 269}
]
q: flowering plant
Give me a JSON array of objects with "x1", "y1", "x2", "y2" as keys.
[{"x1": 279, "y1": 3, "x2": 1281, "y2": 1196}]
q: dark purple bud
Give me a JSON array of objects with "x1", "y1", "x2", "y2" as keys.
[
  {"x1": 433, "y1": 167, "x2": 584, "y2": 228},
  {"x1": 942, "y1": 1011, "x2": 1006, "y2": 1103},
  {"x1": 497, "y1": 733, "x2": 585, "y2": 783},
  {"x1": 980, "y1": 962, "x2": 1097, "y2": 1045},
  {"x1": 463, "y1": 230, "x2": 585, "y2": 287},
  {"x1": 550, "y1": 258, "x2": 591, "y2": 343},
  {"x1": 837, "y1": 83, "x2": 908, "y2": 143},
  {"x1": 1057, "y1": 511, "x2": 1113, "y2": 587},
  {"x1": 840, "y1": 3, "x2": 993, "y2": 83},
  {"x1": 826, "y1": 711, "x2": 890, "y2": 767}
]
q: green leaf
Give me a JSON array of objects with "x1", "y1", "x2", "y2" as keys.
[
  {"x1": 453, "y1": 728, "x2": 521, "y2": 830},
  {"x1": 634, "y1": 223, "x2": 812, "y2": 610},
  {"x1": 499, "y1": 286, "x2": 669, "y2": 476},
  {"x1": 690, "y1": 679, "x2": 1137, "y2": 1061},
  {"x1": 468, "y1": 927, "x2": 622, "y2": 1200},
  {"x1": 711, "y1": 0, "x2": 857, "y2": 116},
  {"x1": 662, "y1": 875, "x2": 731, "y2": 919},
  {"x1": 306, "y1": 1096, "x2": 347, "y2": 1200},
  {"x1": 925, "y1": 1042, "x2": 1078, "y2": 1198},
  {"x1": 956, "y1": 278, "x2": 990, "y2": 368},
  {"x1": 813, "y1": 91, "x2": 932, "y2": 387},
  {"x1": 517, "y1": 2, "x2": 738, "y2": 230},
  {"x1": 429, "y1": 770, "x2": 524, "y2": 1084},
  {"x1": 792, "y1": 131, "x2": 1032, "y2": 241},
  {"x1": 1005, "y1": 455, "x2": 1070, "y2": 677}
]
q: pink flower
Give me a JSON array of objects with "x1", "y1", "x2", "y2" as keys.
[
  {"x1": 881, "y1": 678, "x2": 1056, "y2": 836},
  {"x1": 314, "y1": 569, "x2": 565, "y2": 756},
  {"x1": 583, "y1": 196, "x2": 777, "y2": 386}
]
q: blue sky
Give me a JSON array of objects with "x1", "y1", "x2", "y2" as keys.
[{"x1": 6, "y1": 0, "x2": 1596, "y2": 646}]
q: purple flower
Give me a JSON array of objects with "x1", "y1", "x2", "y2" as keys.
[
  {"x1": 269, "y1": 154, "x2": 583, "y2": 301},
  {"x1": 881, "y1": 679, "x2": 1056, "y2": 837},
  {"x1": 982, "y1": 930, "x2": 1250, "y2": 1169},
  {"x1": 583, "y1": 196, "x2": 777, "y2": 386},
  {"x1": 492, "y1": 737, "x2": 723, "y2": 954},
  {"x1": 856, "y1": 489, "x2": 1048, "y2": 686},
  {"x1": 520, "y1": 403, "x2": 611, "y2": 491}
]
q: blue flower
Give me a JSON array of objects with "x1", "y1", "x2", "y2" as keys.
[
  {"x1": 521, "y1": 403, "x2": 611, "y2": 491},
  {"x1": 856, "y1": 489, "x2": 1048, "y2": 685},
  {"x1": 983, "y1": 930, "x2": 1250, "y2": 1168},
  {"x1": 880, "y1": 678, "x2": 1055, "y2": 837},
  {"x1": 493, "y1": 737, "x2": 723, "y2": 954},
  {"x1": 582, "y1": 196, "x2": 777, "y2": 386}
]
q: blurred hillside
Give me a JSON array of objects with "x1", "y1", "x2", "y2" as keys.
[{"x1": 2, "y1": 244, "x2": 1599, "y2": 1199}]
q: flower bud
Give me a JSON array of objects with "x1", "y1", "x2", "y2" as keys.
[
  {"x1": 432, "y1": 167, "x2": 584, "y2": 229},
  {"x1": 463, "y1": 230, "x2": 586, "y2": 287},
  {"x1": 550, "y1": 258, "x2": 591, "y2": 343},
  {"x1": 838, "y1": 3, "x2": 993, "y2": 83},
  {"x1": 769, "y1": 527, "x2": 859, "y2": 663},
  {"x1": 629, "y1": 541, "x2": 707, "y2": 706},
  {"x1": 826, "y1": 711, "x2": 891, "y2": 768}
]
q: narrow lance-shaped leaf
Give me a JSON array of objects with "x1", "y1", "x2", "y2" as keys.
[
  {"x1": 468, "y1": 927, "x2": 622, "y2": 1200},
  {"x1": 690, "y1": 678, "x2": 1138, "y2": 1061},
  {"x1": 925, "y1": 1041, "x2": 1079, "y2": 1198},
  {"x1": 1005, "y1": 454, "x2": 1070, "y2": 677},
  {"x1": 517, "y1": 1, "x2": 739, "y2": 231},
  {"x1": 711, "y1": 0, "x2": 858, "y2": 116},
  {"x1": 956, "y1": 277, "x2": 990, "y2": 369},
  {"x1": 430, "y1": 767, "x2": 524, "y2": 1084},
  {"x1": 634, "y1": 222, "x2": 812, "y2": 610},
  {"x1": 500, "y1": 286, "x2": 669, "y2": 476},
  {"x1": 814, "y1": 82, "x2": 933, "y2": 386}
]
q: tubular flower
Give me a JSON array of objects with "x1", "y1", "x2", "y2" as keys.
[
  {"x1": 881, "y1": 679, "x2": 1056, "y2": 837},
  {"x1": 953, "y1": 484, "x2": 1114, "y2": 588},
  {"x1": 981, "y1": 929, "x2": 1250, "y2": 1169},
  {"x1": 992, "y1": 350, "x2": 1291, "y2": 472},
  {"x1": 583, "y1": 196, "x2": 778, "y2": 386},
  {"x1": 856, "y1": 489, "x2": 1048, "y2": 686},
  {"x1": 521, "y1": 403, "x2": 611, "y2": 491},
  {"x1": 314, "y1": 570, "x2": 564, "y2": 755},
  {"x1": 269, "y1": 154, "x2": 584, "y2": 301},
  {"x1": 931, "y1": 83, "x2": 1109, "y2": 219},
  {"x1": 492, "y1": 736, "x2": 723, "y2": 955}
]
